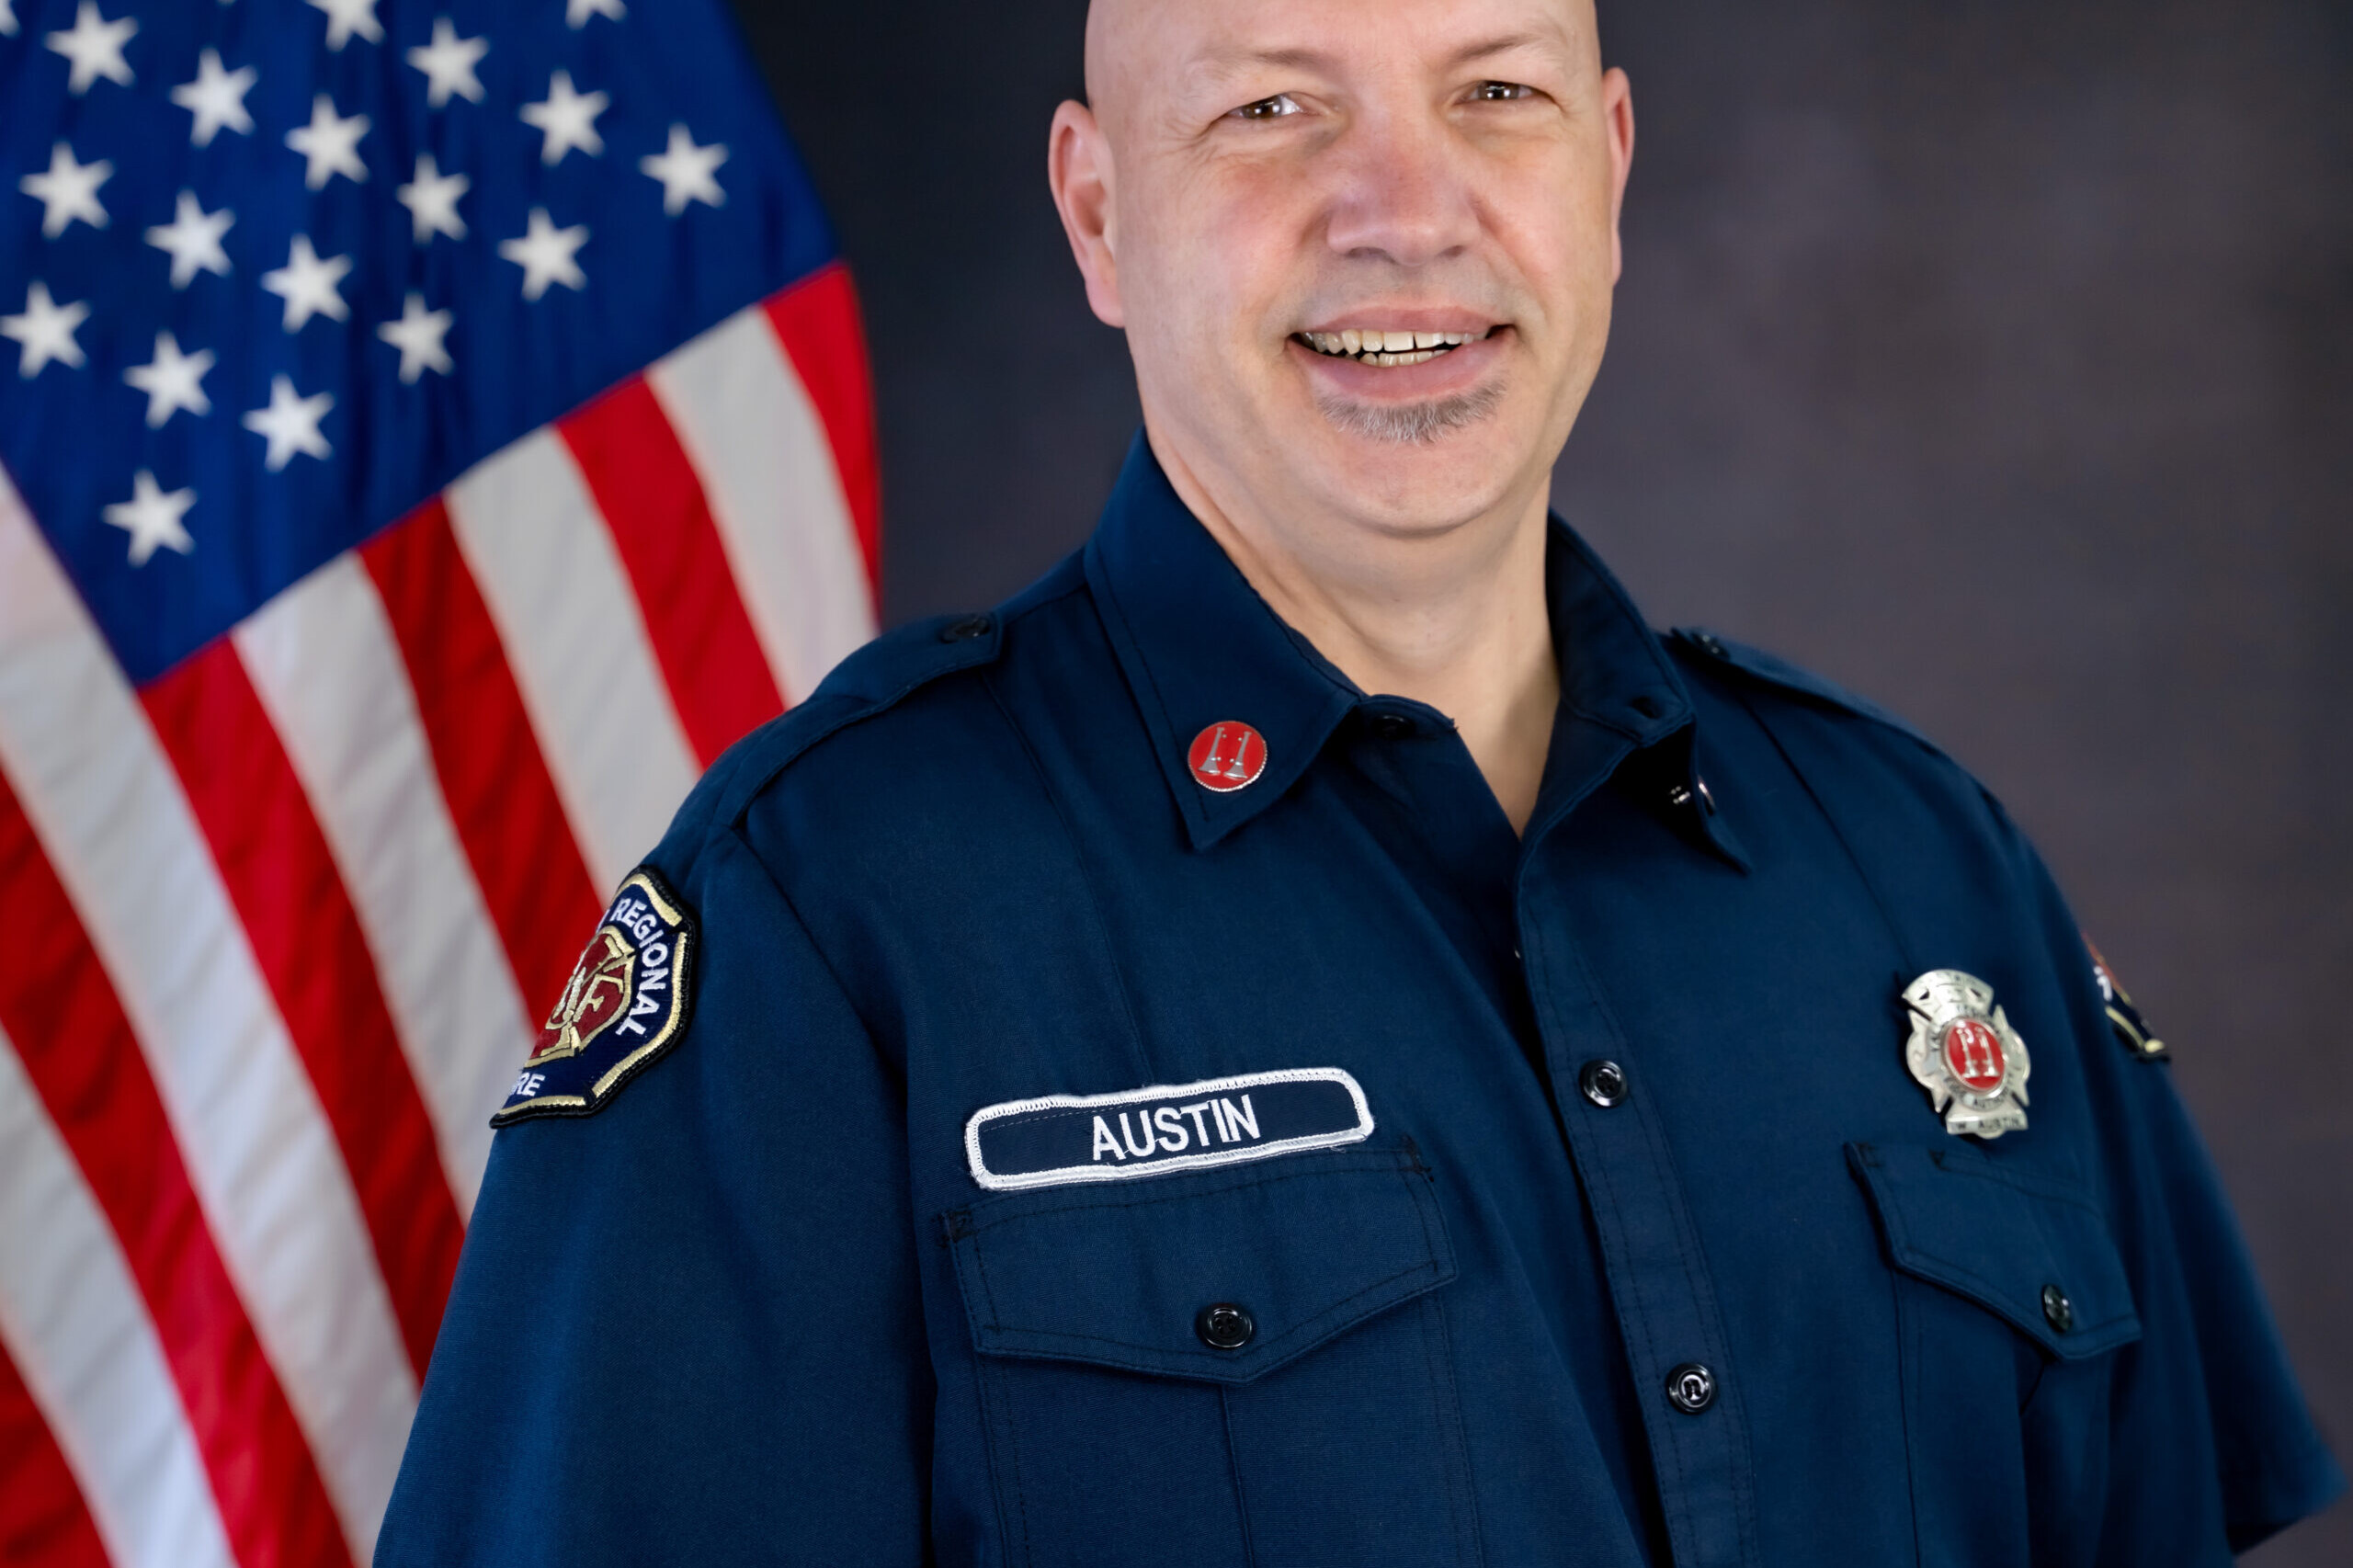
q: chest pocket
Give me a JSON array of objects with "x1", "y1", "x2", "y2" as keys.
[
  {"x1": 1849, "y1": 1142, "x2": 2144, "y2": 1567},
  {"x1": 942, "y1": 1146, "x2": 1482, "y2": 1568}
]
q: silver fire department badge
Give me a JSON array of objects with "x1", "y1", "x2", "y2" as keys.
[{"x1": 1903, "y1": 970, "x2": 2030, "y2": 1140}]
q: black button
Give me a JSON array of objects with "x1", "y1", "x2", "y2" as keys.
[
  {"x1": 1694, "y1": 631, "x2": 1728, "y2": 658},
  {"x1": 2041, "y1": 1284, "x2": 2074, "y2": 1335},
  {"x1": 1370, "y1": 712, "x2": 1414, "y2": 741},
  {"x1": 938, "y1": 614, "x2": 993, "y2": 642},
  {"x1": 1578, "y1": 1060, "x2": 1628, "y2": 1109},
  {"x1": 1196, "y1": 1302, "x2": 1255, "y2": 1350},
  {"x1": 1665, "y1": 1363, "x2": 1716, "y2": 1414}
]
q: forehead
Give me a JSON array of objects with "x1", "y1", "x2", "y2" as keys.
[{"x1": 1096, "y1": 0, "x2": 1591, "y2": 99}]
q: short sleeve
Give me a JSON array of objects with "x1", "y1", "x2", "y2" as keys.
[
  {"x1": 1995, "y1": 809, "x2": 2346, "y2": 1559},
  {"x1": 372, "y1": 826, "x2": 930, "y2": 1566},
  {"x1": 2100, "y1": 1044, "x2": 2346, "y2": 1552}
]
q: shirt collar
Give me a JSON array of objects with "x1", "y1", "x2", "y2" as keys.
[{"x1": 1084, "y1": 432, "x2": 1741, "y2": 866}]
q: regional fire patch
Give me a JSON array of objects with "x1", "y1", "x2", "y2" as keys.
[{"x1": 493, "y1": 867, "x2": 697, "y2": 1126}]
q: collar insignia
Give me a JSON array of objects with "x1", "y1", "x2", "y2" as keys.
[{"x1": 1187, "y1": 722, "x2": 1267, "y2": 792}]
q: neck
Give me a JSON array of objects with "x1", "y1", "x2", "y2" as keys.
[{"x1": 1148, "y1": 429, "x2": 1561, "y2": 835}]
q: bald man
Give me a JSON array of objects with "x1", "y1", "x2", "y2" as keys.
[{"x1": 377, "y1": 1, "x2": 2341, "y2": 1563}]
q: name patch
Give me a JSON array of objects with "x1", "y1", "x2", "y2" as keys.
[
  {"x1": 493, "y1": 867, "x2": 696, "y2": 1127},
  {"x1": 964, "y1": 1068, "x2": 1374, "y2": 1191}
]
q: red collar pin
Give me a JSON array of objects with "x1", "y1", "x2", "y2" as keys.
[{"x1": 1188, "y1": 722, "x2": 1267, "y2": 793}]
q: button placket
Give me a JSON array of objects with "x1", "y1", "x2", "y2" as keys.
[{"x1": 1518, "y1": 856, "x2": 1761, "y2": 1568}]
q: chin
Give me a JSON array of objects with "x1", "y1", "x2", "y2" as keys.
[
  {"x1": 1304, "y1": 402, "x2": 1533, "y2": 532},
  {"x1": 1313, "y1": 383, "x2": 1506, "y2": 446}
]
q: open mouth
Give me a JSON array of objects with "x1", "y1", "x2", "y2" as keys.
[{"x1": 1293, "y1": 326, "x2": 1497, "y2": 369}]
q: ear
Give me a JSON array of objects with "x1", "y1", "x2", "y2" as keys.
[
  {"x1": 1601, "y1": 67, "x2": 1635, "y2": 285},
  {"x1": 1048, "y1": 99, "x2": 1125, "y2": 327}
]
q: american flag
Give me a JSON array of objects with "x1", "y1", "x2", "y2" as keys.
[{"x1": 0, "y1": 0, "x2": 879, "y2": 1561}]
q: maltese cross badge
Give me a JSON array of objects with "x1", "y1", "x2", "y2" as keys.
[{"x1": 1903, "y1": 970, "x2": 2031, "y2": 1139}]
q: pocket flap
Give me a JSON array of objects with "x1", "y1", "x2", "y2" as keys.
[
  {"x1": 942, "y1": 1148, "x2": 1455, "y2": 1386},
  {"x1": 1848, "y1": 1142, "x2": 2142, "y2": 1358}
]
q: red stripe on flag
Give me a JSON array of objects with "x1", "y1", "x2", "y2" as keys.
[
  {"x1": 0, "y1": 771, "x2": 353, "y2": 1568},
  {"x1": 765, "y1": 264, "x2": 882, "y2": 599},
  {"x1": 141, "y1": 643, "x2": 461, "y2": 1381},
  {"x1": 561, "y1": 378, "x2": 788, "y2": 759},
  {"x1": 361, "y1": 499, "x2": 605, "y2": 1017},
  {"x1": 0, "y1": 1336, "x2": 109, "y2": 1568}
]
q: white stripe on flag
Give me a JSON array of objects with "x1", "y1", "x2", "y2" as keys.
[
  {"x1": 444, "y1": 428, "x2": 701, "y2": 895},
  {"x1": 0, "y1": 1023, "x2": 238, "y2": 1568},
  {"x1": 233, "y1": 554, "x2": 536, "y2": 1213},
  {"x1": 648, "y1": 304, "x2": 878, "y2": 706},
  {"x1": 0, "y1": 483, "x2": 415, "y2": 1563}
]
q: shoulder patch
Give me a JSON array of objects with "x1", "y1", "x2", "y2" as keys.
[
  {"x1": 493, "y1": 867, "x2": 698, "y2": 1126},
  {"x1": 1671, "y1": 627, "x2": 1941, "y2": 756},
  {"x1": 2085, "y1": 936, "x2": 2169, "y2": 1062}
]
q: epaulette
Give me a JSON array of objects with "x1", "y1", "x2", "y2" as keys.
[
  {"x1": 1668, "y1": 627, "x2": 1943, "y2": 758},
  {"x1": 675, "y1": 610, "x2": 1006, "y2": 844}
]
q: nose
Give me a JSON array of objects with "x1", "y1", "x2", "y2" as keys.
[{"x1": 1321, "y1": 102, "x2": 1479, "y2": 269}]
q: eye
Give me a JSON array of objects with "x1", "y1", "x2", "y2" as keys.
[
  {"x1": 1230, "y1": 93, "x2": 1302, "y2": 122},
  {"x1": 1471, "y1": 81, "x2": 1535, "y2": 101}
]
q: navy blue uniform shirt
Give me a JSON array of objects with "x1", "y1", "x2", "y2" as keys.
[{"x1": 378, "y1": 437, "x2": 2342, "y2": 1566}]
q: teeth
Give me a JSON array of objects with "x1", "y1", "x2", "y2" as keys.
[{"x1": 1299, "y1": 327, "x2": 1489, "y2": 362}]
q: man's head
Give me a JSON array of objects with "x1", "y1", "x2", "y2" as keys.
[{"x1": 1050, "y1": 0, "x2": 1632, "y2": 556}]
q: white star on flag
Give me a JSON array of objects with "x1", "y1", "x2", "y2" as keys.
[
  {"x1": 144, "y1": 190, "x2": 234, "y2": 289},
  {"x1": 1, "y1": 281, "x2": 89, "y2": 377},
  {"x1": 0, "y1": 0, "x2": 18, "y2": 39},
  {"x1": 102, "y1": 470, "x2": 198, "y2": 565},
  {"x1": 171, "y1": 48, "x2": 257, "y2": 146},
  {"x1": 396, "y1": 153, "x2": 470, "y2": 243},
  {"x1": 642, "y1": 125, "x2": 728, "y2": 215},
  {"x1": 43, "y1": 0, "x2": 136, "y2": 95},
  {"x1": 18, "y1": 142, "x2": 111, "y2": 238},
  {"x1": 520, "y1": 70, "x2": 608, "y2": 165},
  {"x1": 566, "y1": 0, "x2": 623, "y2": 26},
  {"x1": 242, "y1": 373, "x2": 334, "y2": 469},
  {"x1": 262, "y1": 234, "x2": 354, "y2": 331},
  {"x1": 377, "y1": 292, "x2": 454, "y2": 383},
  {"x1": 123, "y1": 331, "x2": 215, "y2": 426},
  {"x1": 286, "y1": 93, "x2": 370, "y2": 188},
  {"x1": 406, "y1": 17, "x2": 487, "y2": 108},
  {"x1": 498, "y1": 207, "x2": 589, "y2": 300},
  {"x1": 305, "y1": 0, "x2": 381, "y2": 51}
]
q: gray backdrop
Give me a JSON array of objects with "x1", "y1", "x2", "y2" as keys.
[{"x1": 740, "y1": 1, "x2": 2349, "y2": 1558}]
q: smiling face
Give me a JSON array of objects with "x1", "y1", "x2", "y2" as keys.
[{"x1": 1054, "y1": 0, "x2": 1632, "y2": 548}]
